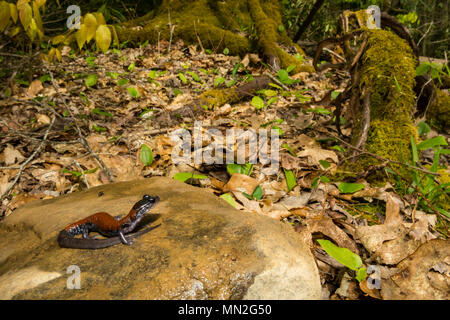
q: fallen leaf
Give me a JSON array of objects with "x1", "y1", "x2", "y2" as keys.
[
  {"x1": 223, "y1": 173, "x2": 259, "y2": 195},
  {"x1": 381, "y1": 239, "x2": 450, "y2": 300},
  {"x1": 3, "y1": 144, "x2": 25, "y2": 165}
]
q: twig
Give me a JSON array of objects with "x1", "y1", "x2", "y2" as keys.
[
  {"x1": 0, "y1": 117, "x2": 56, "y2": 201},
  {"x1": 264, "y1": 72, "x2": 289, "y2": 91},
  {"x1": 44, "y1": 64, "x2": 115, "y2": 183}
]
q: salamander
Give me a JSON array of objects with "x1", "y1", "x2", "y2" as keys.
[{"x1": 58, "y1": 194, "x2": 160, "y2": 249}]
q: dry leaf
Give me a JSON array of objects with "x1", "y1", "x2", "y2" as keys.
[
  {"x1": 223, "y1": 173, "x2": 259, "y2": 195},
  {"x1": 3, "y1": 144, "x2": 24, "y2": 165},
  {"x1": 381, "y1": 239, "x2": 450, "y2": 300},
  {"x1": 27, "y1": 80, "x2": 43, "y2": 97}
]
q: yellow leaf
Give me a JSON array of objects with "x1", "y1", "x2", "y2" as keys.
[
  {"x1": 52, "y1": 34, "x2": 66, "y2": 45},
  {"x1": 95, "y1": 12, "x2": 106, "y2": 25},
  {"x1": 55, "y1": 48, "x2": 61, "y2": 62},
  {"x1": 19, "y1": 2, "x2": 32, "y2": 30},
  {"x1": 0, "y1": 1, "x2": 10, "y2": 32},
  {"x1": 35, "y1": 0, "x2": 46, "y2": 9},
  {"x1": 9, "y1": 3, "x2": 18, "y2": 23},
  {"x1": 27, "y1": 17, "x2": 37, "y2": 41},
  {"x1": 10, "y1": 26, "x2": 21, "y2": 37},
  {"x1": 84, "y1": 13, "x2": 97, "y2": 42},
  {"x1": 95, "y1": 24, "x2": 111, "y2": 53},
  {"x1": 16, "y1": 0, "x2": 29, "y2": 10},
  {"x1": 39, "y1": 52, "x2": 49, "y2": 62},
  {"x1": 75, "y1": 23, "x2": 86, "y2": 50},
  {"x1": 48, "y1": 47, "x2": 55, "y2": 61},
  {"x1": 32, "y1": 1, "x2": 43, "y2": 33}
]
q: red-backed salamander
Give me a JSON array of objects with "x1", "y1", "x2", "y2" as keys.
[{"x1": 58, "y1": 194, "x2": 160, "y2": 249}]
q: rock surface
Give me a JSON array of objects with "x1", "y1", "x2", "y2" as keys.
[{"x1": 0, "y1": 177, "x2": 321, "y2": 299}]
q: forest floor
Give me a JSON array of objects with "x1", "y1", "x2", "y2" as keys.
[{"x1": 0, "y1": 39, "x2": 448, "y2": 299}]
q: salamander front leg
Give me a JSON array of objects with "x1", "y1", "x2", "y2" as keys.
[{"x1": 119, "y1": 231, "x2": 133, "y2": 245}]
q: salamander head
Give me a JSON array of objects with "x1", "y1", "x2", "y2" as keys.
[{"x1": 133, "y1": 194, "x2": 160, "y2": 219}]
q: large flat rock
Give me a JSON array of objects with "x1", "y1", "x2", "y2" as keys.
[{"x1": 0, "y1": 177, "x2": 321, "y2": 299}]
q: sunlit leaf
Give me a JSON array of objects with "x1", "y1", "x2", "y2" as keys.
[
  {"x1": 84, "y1": 13, "x2": 97, "y2": 42},
  {"x1": 140, "y1": 144, "x2": 154, "y2": 166},
  {"x1": 95, "y1": 24, "x2": 111, "y2": 53},
  {"x1": 251, "y1": 96, "x2": 265, "y2": 110},
  {"x1": 85, "y1": 74, "x2": 98, "y2": 87},
  {"x1": 317, "y1": 239, "x2": 362, "y2": 271},
  {"x1": 127, "y1": 87, "x2": 140, "y2": 98},
  {"x1": 283, "y1": 168, "x2": 296, "y2": 191},
  {"x1": 220, "y1": 193, "x2": 236, "y2": 207},
  {"x1": 338, "y1": 182, "x2": 365, "y2": 194},
  {"x1": 75, "y1": 24, "x2": 87, "y2": 50},
  {"x1": 173, "y1": 172, "x2": 208, "y2": 182}
]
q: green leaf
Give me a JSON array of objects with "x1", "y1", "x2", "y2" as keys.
[
  {"x1": 332, "y1": 145, "x2": 345, "y2": 152},
  {"x1": 92, "y1": 124, "x2": 106, "y2": 132},
  {"x1": 220, "y1": 193, "x2": 236, "y2": 207},
  {"x1": 91, "y1": 108, "x2": 113, "y2": 117},
  {"x1": 39, "y1": 74, "x2": 51, "y2": 83},
  {"x1": 283, "y1": 169, "x2": 296, "y2": 192},
  {"x1": 178, "y1": 72, "x2": 188, "y2": 84},
  {"x1": 147, "y1": 70, "x2": 157, "y2": 79},
  {"x1": 331, "y1": 91, "x2": 340, "y2": 100},
  {"x1": 417, "y1": 136, "x2": 447, "y2": 150},
  {"x1": 214, "y1": 77, "x2": 226, "y2": 87},
  {"x1": 282, "y1": 143, "x2": 295, "y2": 156},
  {"x1": 277, "y1": 69, "x2": 295, "y2": 85},
  {"x1": 140, "y1": 144, "x2": 154, "y2": 166},
  {"x1": 317, "y1": 239, "x2": 362, "y2": 271},
  {"x1": 286, "y1": 65, "x2": 295, "y2": 73},
  {"x1": 106, "y1": 71, "x2": 119, "y2": 79},
  {"x1": 338, "y1": 182, "x2": 365, "y2": 194},
  {"x1": 263, "y1": 89, "x2": 278, "y2": 97},
  {"x1": 226, "y1": 163, "x2": 253, "y2": 176},
  {"x1": 85, "y1": 74, "x2": 98, "y2": 87},
  {"x1": 311, "y1": 177, "x2": 320, "y2": 189},
  {"x1": 251, "y1": 96, "x2": 265, "y2": 110},
  {"x1": 319, "y1": 160, "x2": 331, "y2": 169},
  {"x1": 278, "y1": 25, "x2": 285, "y2": 32},
  {"x1": 223, "y1": 47, "x2": 229, "y2": 55},
  {"x1": 252, "y1": 185, "x2": 263, "y2": 200},
  {"x1": 411, "y1": 136, "x2": 418, "y2": 164},
  {"x1": 267, "y1": 97, "x2": 278, "y2": 106},
  {"x1": 272, "y1": 126, "x2": 282, "y2": 136},
  {"x1": 117, "y1": 78, "x2": 129, "y2": 86},
  {"x1": 127, "y1": 87, "x2": 140, "y2": 98},
  {"x1": 417, "y1": 121, "x2": 431, "y2": 136},
  {"x1": 173, "y1": 172, "x2": 208, "y2": 182},
  {"x1": 393, "y1": 75, "x2": 402, "y2": 92},
  {"x1": 356, "y1": 267, "x2": 367, "y2": 283},
  {"x1": 173, "y1": 88, "x2": 183, "y2": 96},
  {"x1": 62, "y1": 169, "x2": 82, "y2": 177},
  {"x1": 187, "y1": 71, "x2": 201, "y2": 82}
]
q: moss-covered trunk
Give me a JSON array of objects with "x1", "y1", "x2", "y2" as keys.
[{"x1": 116, "y1": 0, "x2": 310, "y2": 73}]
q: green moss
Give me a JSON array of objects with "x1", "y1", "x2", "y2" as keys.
[
  {"x1": 197, "y1": 88, "x2": 240, "y2": 109},
  {"x1": 355, "y1": 29, "x2": 417, "y2": 164},
  {"x1": 427, "y1": 88, "x2": 450, "y2": 132}
]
